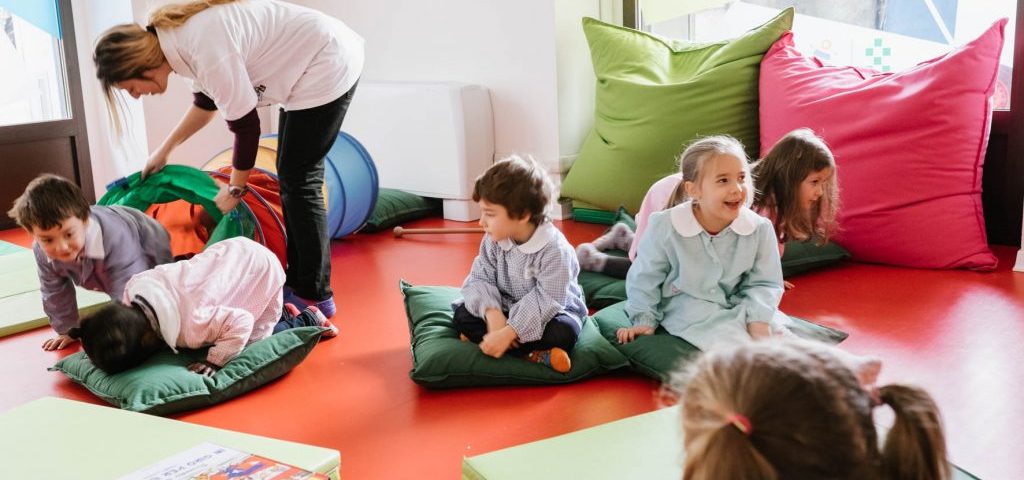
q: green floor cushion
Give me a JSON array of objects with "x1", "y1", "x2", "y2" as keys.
[
  {"x1": 50, "y1": 326, "x2": 326, "y2": 415},
  {"x1": 590, "y1": 302, "x2": 847, "y2": 381},
  {"x1": 0, "y1": 247, "x2": 110, "y2": 338},
  {"x1": 360, "y1": 188, "x2": 441, "y2": 233},
  {"x1": 462, "y1": 405, "x2": 980, "y2": 480},
  {"x1": 780, "y1": 240, "x2": 851, "y2": 277},
  {"x1": 400, "y1": 281, "x2": 629, "y2": 388},
  {"x1": 559, "y1": 9, "x2": 794, "y2": 213}
]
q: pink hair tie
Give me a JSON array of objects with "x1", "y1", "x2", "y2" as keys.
[{"x1": 725, "y1": 413, "x2": 753, "y2": 436}]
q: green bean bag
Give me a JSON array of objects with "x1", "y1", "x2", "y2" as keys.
[{"x1": 560, "y1": 9, "x2": 794, "y2": 213}]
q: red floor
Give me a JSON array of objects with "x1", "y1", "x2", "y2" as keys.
[{"x1": 1, "y1": 219, "x2": 1022, "y2": 479}]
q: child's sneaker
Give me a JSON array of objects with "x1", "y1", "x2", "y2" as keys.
[
  {"x1": 576, "y1": 243, "x2": 608, "y2": 271},
  {"x1": 591, "y1": 222, "x2": 634, "y2": 251},
  {"x1": 306, "y1": 306, "x2": 338, "y2": 338},
  {"x1": 527, "y1": 347, "x2": 571, "y2": 373}
]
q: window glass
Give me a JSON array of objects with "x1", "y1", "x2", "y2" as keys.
[
  {"x1": 0, "y1": 2, "x2": 70, "y2": 126},
  {"x1": 643, "y1": 0, "x2": 1016, "y2": 109}
]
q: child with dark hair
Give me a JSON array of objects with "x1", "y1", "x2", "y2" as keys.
[
  {"x1": 69, "y1": 237, "x2": 336, "y2": 375},
  {"x1": 7, "y1": 174, "x2": 173, "y2": 351},
  {"x1": 673, "y1": 338, "x2": 946, "y2": 480},
  {"x1": 451, "y1": 154, "x2": 587, "y2": 373}
]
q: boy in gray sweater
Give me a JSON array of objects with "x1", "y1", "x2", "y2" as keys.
[{"x1": 451, "y1": 155, "x2": 587, "y2": 373}]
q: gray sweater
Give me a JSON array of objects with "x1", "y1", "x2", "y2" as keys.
[{"x1": 35, "y1": 205, "x2": 172, "y2": 334}]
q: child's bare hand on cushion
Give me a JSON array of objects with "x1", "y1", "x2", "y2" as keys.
[
  {"x1": 747, "y1": 321, "x2": 772, "y2": 340},
  {"x1": 784, "y1": 280, "x2": 795, "y2": 290},
  {"x1": 188, "y1": 361, "x2": 219, "y2": 377},
  {"x1": 616, "y1": 325, "x2": 654, "y2": 344},
  {"x1": 479, "y1": 325, "x2": 518, "y2": 358},
  {"x1": 42, "y1": 334, "x2": 78, "y2": 351}
]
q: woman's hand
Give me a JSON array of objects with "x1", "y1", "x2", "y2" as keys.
[
  {"x1": 616, "y1": 325, "x2": 654, "y2": 344},
  {"x1": 214, "y1": 183, "x2": 242, "y2": 214},
  {"x1": 141, "y1": 148, "x2": 169, "y2": 180}
]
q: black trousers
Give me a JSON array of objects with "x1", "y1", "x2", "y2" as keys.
[
  {"x1": 272, "y1": 307, "x2": 322, "y2": 334},
  {"x1": 276, "y1": 82, "x2": 358, "y2": 301},
  {"x1": 451, "y1": 304, "x2": 581, "y2": 354}
]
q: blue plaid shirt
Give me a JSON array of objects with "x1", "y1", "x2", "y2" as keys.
[{"x1": 454, "y1": 222, "x2": 587, "y2": 342}]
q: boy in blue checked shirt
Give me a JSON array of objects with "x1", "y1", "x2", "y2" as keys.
[{"x1": 450, "y1": 155, "x2": 587, "y2": 373}]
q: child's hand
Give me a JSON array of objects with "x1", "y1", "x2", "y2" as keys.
[
  {"x1": 616, "y1": 325, "x2": 654, "y2": 344},
  {"x1": 479, "y1": 326, "x2": 518, "y2": 358},
  {"x1": 784, "y1": 280, "x2": 795, "y2": 290},
  {"x1": 188, "y1": 361, "x2": 219, "y2": 377},
  {"x1": 746, "y1": 321, "x2": 772, "y2": 340},
  {"x1": 42, "y1": 334, "x2": 78, "y2": 351}
]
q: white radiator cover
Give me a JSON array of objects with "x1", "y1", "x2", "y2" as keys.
[{"x1": 343, "y1": 81, "x2": 495, "y2": 221}]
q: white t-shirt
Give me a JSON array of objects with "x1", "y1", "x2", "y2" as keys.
[{"x1": 157, "y1": 0, "x2": 364, "y2": 120}]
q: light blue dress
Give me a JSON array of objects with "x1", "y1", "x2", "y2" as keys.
[{"x1": 625, "y1": 201, "x2": 784, "y2": 350}]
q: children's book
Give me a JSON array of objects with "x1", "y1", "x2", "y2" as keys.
[{"x1": 117, "y1": 442, "x2": 328, "y2": 480}]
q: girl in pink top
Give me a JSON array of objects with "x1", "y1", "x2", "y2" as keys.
[
  {"x1": 577, "y1": 128, "x2": 839, "y2": 288},
  {"x1": 68, "y1": 237, "x2": 337, "y2": 375}
]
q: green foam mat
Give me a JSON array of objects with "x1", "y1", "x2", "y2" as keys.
[
  {"x1": 462, "y1": 407, "x2": 980, "y2": 480},
  {"x1": 0, "y1": 240, "x2": 25, "y2": 256},
  {"x1": 0, "y1": 244, "x2": 111, "y2": 338},
  {"x1": 0, "y1": 397, "x2": 340, "y2": 479}
]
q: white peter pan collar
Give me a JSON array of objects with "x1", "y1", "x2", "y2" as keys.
[
  {"x1": 669, "y1": 201, "x2": 759, "y2": 237},
  {"x1": 496, "y1": 221, "x2": 555, "y2": 254}
]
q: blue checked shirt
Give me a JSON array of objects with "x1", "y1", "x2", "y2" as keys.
[
  {"x1": 625, "y1": 201, "x2": 784, "y2": 351},
  {"x1": 453, "y1": 222, "x2": 587, "y2": 343}
]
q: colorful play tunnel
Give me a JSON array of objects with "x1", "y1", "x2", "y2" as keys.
[{"x1": 99, "y1": 133, "x2": 378, "y2": 266}]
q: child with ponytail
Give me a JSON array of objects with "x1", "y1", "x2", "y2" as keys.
[{"x1": 673, "y1": 338, "x2": 949, "y2": 480}]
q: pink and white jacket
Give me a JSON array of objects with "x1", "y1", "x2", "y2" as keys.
[{"x1": 123, "y1": 237, "x2": 285, "y2": 366}]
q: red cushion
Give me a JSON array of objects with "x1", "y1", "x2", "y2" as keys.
[{"x1": 758, "y1": 22, "x2": 1005, "y2": 270}]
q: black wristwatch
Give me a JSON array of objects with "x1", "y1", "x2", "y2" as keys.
[{"x1": 227, "y1": 184, "x2": 249, "y2": 198}]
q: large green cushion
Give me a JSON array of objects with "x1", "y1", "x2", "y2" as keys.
[
  {"x1": 360, "y1": 188, "x2": 441, "y2": 233},
  {"x1": 401, "y1": 281, "x2": 629, "y2": 388},
  {"x1": 50, "y1": 327, "x2": 326, "y2": 415},
  {"x1": 590, "y1": 302, "x2": 847, "y2": 381},
  {"x1": 560, "y1": 9, "x2": 794, "y2": 213}
]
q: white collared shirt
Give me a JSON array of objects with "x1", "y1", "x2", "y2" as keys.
[
  {"x1": 625, "y1": 201, "x2": 784, "y2": 351},
  {"x1": 455, "y1": 222, "x2": 588, "y2": 343},
  {"x1": 157, "y1": 0, "x2": 364, "y2": 120}
]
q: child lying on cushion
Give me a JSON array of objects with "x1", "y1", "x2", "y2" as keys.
[
  {"x1": 672, "y1": 338, "x2": 943, "y2": 480},
  {"x1": 68, "y1": 237, "x2": 337, "y2": 375},
  {"x1": 7, "y1": 174, "x2": 173, "y2": 351},
  {"x1": 451, "y1": 155, "x2": 588, "y2": 373}
]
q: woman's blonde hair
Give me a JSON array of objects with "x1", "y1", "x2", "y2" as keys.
[
  {"x1": 751, "y1": 128, "x2": 839, "y2": 244},
  {"x1": 665, "y1": 135, "x2": 750, "y2": 209},
  {"x1": 93, "y1": 0, "x2": 238, "y2": 134},
  {"x1": 671, "y1": 339, "x2": 950, "y2": 480}
]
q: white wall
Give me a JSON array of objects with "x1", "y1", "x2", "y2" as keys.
[
  {"x1": 71, "y1": 0, "x2": 149, "y2": 195},
  {"x1": 290, "y1": 0, "x2": 562, "y2": 175}
]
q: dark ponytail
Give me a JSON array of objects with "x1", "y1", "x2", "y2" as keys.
[{"x1": 879, "y1": 385, "x2": 951, "y2": 480}]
